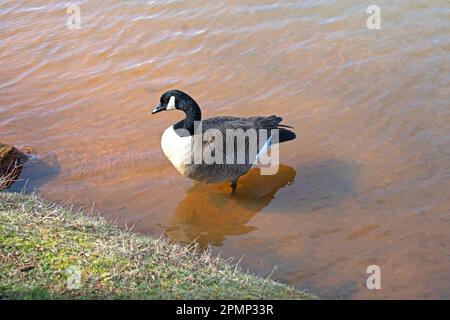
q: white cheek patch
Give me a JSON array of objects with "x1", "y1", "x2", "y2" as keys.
[{"x1": 167, "y1": 96, "x2": 176, "y2": 110}]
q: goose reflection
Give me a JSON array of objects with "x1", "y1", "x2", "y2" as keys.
[{"x1": 166, "y1": 165, "x2": 296, "y2": 248}]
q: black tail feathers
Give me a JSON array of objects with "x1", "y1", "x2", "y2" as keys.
[{"x1": 278, "y1": 128, "x2": 296, "y2": 143}]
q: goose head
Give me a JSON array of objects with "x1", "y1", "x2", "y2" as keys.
[{"x1": 152, "y1": 90, "x2": 200, "y2": 116}]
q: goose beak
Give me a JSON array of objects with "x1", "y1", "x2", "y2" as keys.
[{"x1": 151, "y1": 103, "x2": 165, "y2": 114}]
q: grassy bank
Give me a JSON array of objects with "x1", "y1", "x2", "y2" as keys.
[{"x1": 0, "y1": 191, "x2": 316, "y2": 300}]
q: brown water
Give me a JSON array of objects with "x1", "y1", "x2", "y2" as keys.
[{"x1": 1, "y1": 0, "x2": 449, "y2": 299}]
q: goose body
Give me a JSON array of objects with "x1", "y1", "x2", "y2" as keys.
[{"x1": 153, "y1": 90, "x2": 296, "y2": 192}]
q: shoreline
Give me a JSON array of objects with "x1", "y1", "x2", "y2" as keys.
[{"x1": 0, "y1": 191, "x2": 316, "y2": 300}]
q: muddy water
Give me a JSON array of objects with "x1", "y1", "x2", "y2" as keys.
[{"x1": 1, "y1": 0, "x2": 449, "y2": 299}]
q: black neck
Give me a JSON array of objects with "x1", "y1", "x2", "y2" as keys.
[{"x1": 173, "y1": 102, "x2": 202, "y2": 136}]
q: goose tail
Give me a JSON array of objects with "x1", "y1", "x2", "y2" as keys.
[
  {"x1": 278, "y1": 128, "x2": 296, "y2": 143},
  {"x1": 262, "y1": 115, "x2": 296, "y2": 143}
]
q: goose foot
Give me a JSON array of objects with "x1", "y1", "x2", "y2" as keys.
[{"x1": 230, "y1": 179, "x2": 238, "y2": 195}]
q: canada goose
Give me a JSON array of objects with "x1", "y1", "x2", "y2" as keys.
[{"x1": 152, "y1": 90, "x2": 296, "y2": 193}]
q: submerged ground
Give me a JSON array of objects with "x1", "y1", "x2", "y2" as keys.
[{"x1": 0, "y1": 191, "x2": 315, "y2": 300}]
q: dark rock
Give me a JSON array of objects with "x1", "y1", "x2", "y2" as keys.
[{"x1": 0, "y1": 143, "x2": 23, "y2": 190}]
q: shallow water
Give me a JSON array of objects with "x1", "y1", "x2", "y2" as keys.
[{"x1": 1, "y1": 0, "x2": 449, "y2": 299}]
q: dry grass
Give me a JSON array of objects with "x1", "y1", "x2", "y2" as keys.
[
  {"x1": 0, "y1": 162, "x2": 22, "y2": 190},
  {"x1": 0, "y1": 191, "x2": 316, "y2": 300}
]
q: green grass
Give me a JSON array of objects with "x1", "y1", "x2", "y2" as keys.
[{"x1": 0, "y1": 191, "x2": 316, "y2": 300}]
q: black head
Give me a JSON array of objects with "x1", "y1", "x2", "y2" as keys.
[{"x1": 152, "y1": 90, "x2": 200, "y2": 115}]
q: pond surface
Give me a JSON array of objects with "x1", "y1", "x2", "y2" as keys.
[{"x1": 1, "y1": 0, "x2": 449, "y2": 298}]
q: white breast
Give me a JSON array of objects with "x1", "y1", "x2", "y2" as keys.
[{"x1": 161, "y1": 126, "x2": 193, "y2": 175}]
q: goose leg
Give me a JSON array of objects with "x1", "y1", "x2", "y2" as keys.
[{"x1": 230, "y1": 179, "x2": 238, "y2": 194}]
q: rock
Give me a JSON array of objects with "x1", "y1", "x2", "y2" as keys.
[{"x1": 0, "y1": 143, "x2": 23, "y2": 190}]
